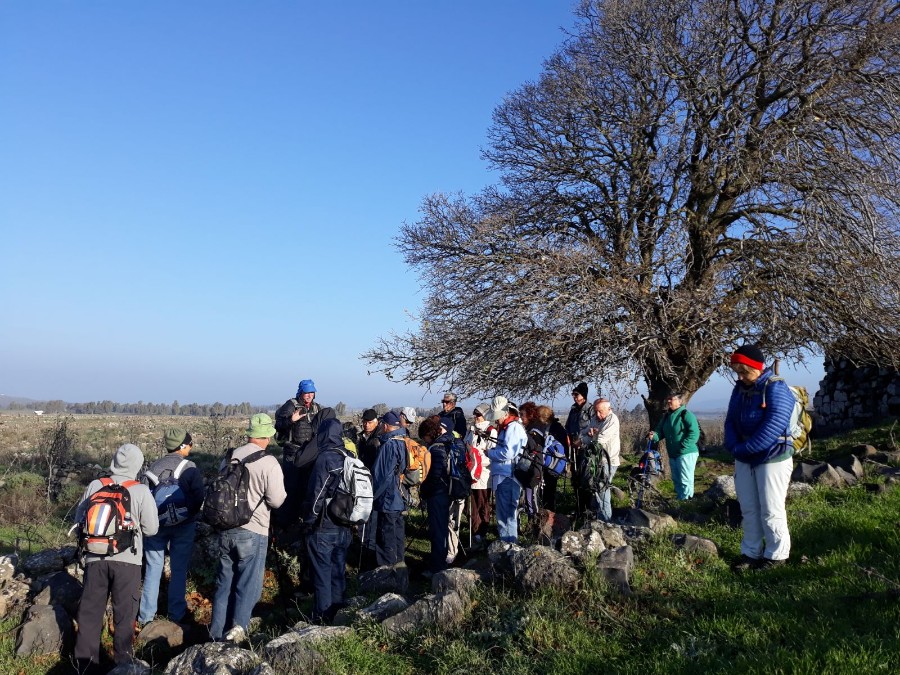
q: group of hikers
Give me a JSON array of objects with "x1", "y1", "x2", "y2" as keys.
[{"x1": 68, "y1": 344, "x2": 802, "y2": 673}]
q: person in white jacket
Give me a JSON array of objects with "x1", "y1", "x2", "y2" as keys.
[
  {"x1": 464, "y1": 404, "x2": 496, "y2": 545},
  {"x1": 584, "y1": 398, "x2": 621, "y2": 521}
]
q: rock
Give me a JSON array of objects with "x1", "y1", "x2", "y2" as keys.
[
  {"x1": 791, "y1": 461, "x2": 844, "y2": 487},
  {"x1": 0, "y1": 578, "x2": 30, "y2": 620},
  {"x1": 787, "y1": 482, "x2": 814, "y2": 499},
  {"x1": 248, "y1": 664, "x2": 276, "y2": 675},
  {"x1": 263, "y1": 623, "x2": 351, "y2": 674},
  {"x1": 163, "y1": 642, "x2": 259, "y2": 675},
  {"x1": 432, "y1": 568, "x2": 480, "y2": 598},
  {"x1": 595, "y1": 545, "x2": 634, "y2": 595},
  {"x1": 558, "y1": 528, "x2": 605, "y2": 562},
  {"x1": 487, "y1": 540, "x2": 521, "y2": 575},
  {"x1": 22, "y1": 546, "x2": 77, "y2": 577},
  {"x1": 616, "y1": 508, "x2": 676, "y2": 532},
  {"x1": 0, "y1": 553, "x2": 18, "y2": 585},
  {"x1": 15, "y1": 604, "x2": 74, "y2": 656},
  {"x1": 852, "y1": 444, "x2": 878, "y2": 459},
  {"x1": 535, "y1": 510, "x2": 572, "y2": 545},
  {"x1": 833, "y1": 467, "x2": 858, "y2": 487},
  {"x1": 65, "y1": 562, "x2": 84, "y2": 584},
  {"x1": 382, "y1": 590, "x2": 469, "y2": 636},
  {"x1": 108, "y1": 659, "x2": 152, "y2": 675},
  {"x1": 508, "y1": 545, "x2": 581, "y2": 594},
  {"x1": 610, "y1": 486, "x2": 626, "y2": 502},
  {"x1": 871, "y1": 451, "x2": 900, "y2": 467},
  {"x1": 32, "y1": 571, "x2": 83, "y2": 617},
  {"x1": 830, "y1": 455, "x2": 865, "y2": 480},
  {"x1": 358, "y1": 563, "x2": 409, "y2": 596},
  {"x1": 587, "y1": 521, "x2": 627, "y2": 548},
  {"x1": 136, "y1": 619, "x2": 184, "y2": 649},
  {"x1": 670, "y1": 534, "x2": 719, "y2": 557},
  {"x1": 355, "y1": 593, "x2": 410, "y2": 623},
  {"x1": 704, "y1": 475, "x2": 737, "y2": 501}
]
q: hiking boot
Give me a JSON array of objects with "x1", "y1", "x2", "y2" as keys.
[
  {"x1": 224, "y1": 625, "x2": 247, "y2": 644},
  {"x1": 730, "y1": 555, "x2": 762, "y2": 573},
  {"x1": 758, "y1": 558, "x2": 787, "y2": 570}
]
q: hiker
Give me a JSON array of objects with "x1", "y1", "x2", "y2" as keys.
[
  {"x1": 464, "y1": 404, "x2": 494, "y2": 545},
  {"x1": 399, "y1": 406, "x2": 417, "y2": 430},
  {"x1": 647, "y1": 393, "x2": 700, "y2": 500},
  {"x1": 274, "y1": 379, "x2": 321, "y2": 525},
  {"x1": 356, "y1": 408, "x2": 381, "y2": 570},
  {"x1": 566, "y1": 381, "x2": 593, "y2": 513},
  {"x1": 300, "y1": 418, "x2": 352, "y2": 623},
  {"x1": 73, "y1": 444, "x2": 159, "y2": 673},
  {"x1": 544, "y1": 411, "x2": 570, "y2": 511},
  {"x1": 372, "y1": 411, "x2": 407, "y2": 566},
  {"x1": 210, "y1": 414, "x2": 286, "y2": 642},
  {"x1": 439, "y1": 392, "x2": 467, "y2": 437},
  {"x1": 138, "y1": 428, "x2": 205, "y2": 628},
  {"x1": 485, "y1": 397, "x2": 527, "y2": 543},
  {"x1": 418, "y1": 416, "x2": 451, "y2": 576},
  {"x1": 518, "y1": 402, "x2": 545, "y2": 519},
  {"x1": 725, "y1": 344, "x2": 795, "y2": 571},
  {"x1": 584, "y1": 398, "x2": 621, "y2": 522}
]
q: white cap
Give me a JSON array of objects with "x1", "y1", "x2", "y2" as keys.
[{"x1": 400, "y1": 407, "x2": 417, "y2": 425}]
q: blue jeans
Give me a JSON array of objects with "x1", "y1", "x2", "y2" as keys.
[
  {"x1": 669, "y1": 453, "x2": 698, "y2": 500},
  {"x1": 210, "y1": 528, "x2": 268, "y2": 639},
  {"x1": 596, "y1": 465, "x2": 618, "y2": 522},
  {"x1": 495, "y1": 477, "x2": 522, "y2": 543},
  {"x1": 139, "y1": 519, "x2": 196, "y2": 623},
  {"x1": 306, "y1": 526, "x2": 351, "y2": 621}
]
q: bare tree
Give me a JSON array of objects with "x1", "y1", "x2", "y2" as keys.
[{"x1": 365, "y1": 0, "x2": 900, "y2": 423}]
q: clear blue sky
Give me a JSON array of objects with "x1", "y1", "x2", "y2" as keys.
[{"x1": 0, "y1": 1, "x2": 823, "y2": 412}]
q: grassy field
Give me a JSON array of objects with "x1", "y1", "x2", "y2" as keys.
[{"x1": 0, "y1": 413, "x2": 897, "y2": 673}]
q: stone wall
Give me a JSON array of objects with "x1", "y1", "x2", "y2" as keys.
[{"x1": 812, "y1": 356, "x2": 900, "y2": 434}]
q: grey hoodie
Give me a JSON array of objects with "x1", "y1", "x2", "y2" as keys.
[{"x1": 74, "y1": 443, "x2": 159, "y2": 566}]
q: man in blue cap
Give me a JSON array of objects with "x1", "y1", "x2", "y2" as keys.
[
  {"x1": 275, "y1": 379, "x2": 322, "y2": 525},
  {"x1": 372, "y1": 411, "x2": 408, "y2": 566}
]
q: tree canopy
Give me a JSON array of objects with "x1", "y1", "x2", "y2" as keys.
[{"x1": 365, "y1": 0, "x2": 900, "y2": 418}]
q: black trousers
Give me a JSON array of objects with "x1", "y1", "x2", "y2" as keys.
[{"x1": 75, "y1": 560, "x2": 141, "y2": 669}]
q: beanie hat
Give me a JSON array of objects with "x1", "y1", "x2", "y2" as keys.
[
  {"x1": 473, "y1": 403, "x2": 490, "y2": 418},
  {"x1": 731, "y1": 344, "x2": 765, "y2": 371},
  {"x1": 246, "y1": 413, "x2": 276, "y2": 438},
  {"x1": 400, "y1": 407, "x2": 417, "y2": 424},
  {"x1": 381, "y1": 411, "x2": 401, "y2": 427},
  {"x1": 297, "y1": 379, "x2": 317, "y2": 395},
  {"x1": 361, "y1": 408, "x2": 378, "y2": 422},
  {"x1": 573, "y1": 382, "x2": 589, "y2": 398},
  {"x1": 164, "y1": 428, "x2": 192, "y2": 451}
]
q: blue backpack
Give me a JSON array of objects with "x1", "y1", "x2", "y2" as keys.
[
  {"x1": 145, "y1": 459, "x2": 191, "y2": 527},
  {"x1": 541, "y1": 433, "x2": 568, "y2": 477}
]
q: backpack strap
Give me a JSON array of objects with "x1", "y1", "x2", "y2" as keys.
[{"x1": 172, "y1": 458, "x2": 189, "y2": 480}]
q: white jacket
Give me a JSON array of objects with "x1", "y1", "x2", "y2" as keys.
[{"x1": 464, "y1": 420, "x2": 496, "y2": 490}]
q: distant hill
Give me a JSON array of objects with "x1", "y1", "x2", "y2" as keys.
[{"x1": 0, "y1": 394, "x2": 38, "y2": 409}]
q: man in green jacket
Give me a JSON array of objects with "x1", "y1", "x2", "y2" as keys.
[{"x1": 647, "y1": 393, "x2": 700, "y2": 500}]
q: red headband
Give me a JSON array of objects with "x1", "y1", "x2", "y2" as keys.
[{"x1": 730, "y1": 352, "x2": 764, "y2": 371}]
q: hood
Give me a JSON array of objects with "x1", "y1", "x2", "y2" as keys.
[
  {"x1": 436, "y1": 430, "x2": 456, "y2": 445},
  {"x1": 379, "y1": 426, "x2": 407, "y2": 443},
  {"x1": 317, "y1": 418, "x2": 345, "y2": 454},
  {"x1": 109, "y1": 443, "x2": 144, "y2": 479}
]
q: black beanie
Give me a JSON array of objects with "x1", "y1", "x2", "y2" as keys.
[
  {"x1": 573, "y1": 382, "x2": 589, "y2": 398},
  {"x1": 731, "y1": 344, "x2": 765, "y2": 371}
]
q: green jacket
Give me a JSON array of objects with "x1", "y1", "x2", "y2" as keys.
[{"x1": 651, "y1": 406, "x2": 700, "y2": 458}]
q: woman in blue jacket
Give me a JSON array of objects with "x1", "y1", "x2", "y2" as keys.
[{"x1": 724, "y1": 344, "x2": 796, "y2": 571}]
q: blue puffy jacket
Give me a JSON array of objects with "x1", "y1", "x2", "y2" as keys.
[{"x1": 724, "y1": 368, "x2": 795, "y2": 466}]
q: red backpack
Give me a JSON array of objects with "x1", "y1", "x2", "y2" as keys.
[{"x1": 79, "y1": 478, "x2": 140, "y2": 556}]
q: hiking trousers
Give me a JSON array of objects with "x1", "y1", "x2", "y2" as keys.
[
  {"x1": 734, "y1": 458, "x2": 792, "y2": 561},
  {"x1": 669, "y1": 453, "x2": 699, "y2": 500},
  {"x1": 75, "y1": 560, "x2": 141, "y2": 668}
]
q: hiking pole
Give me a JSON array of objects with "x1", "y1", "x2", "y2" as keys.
[{"x1": 468, "y1": 493, "x2": 473, "y2": 549}]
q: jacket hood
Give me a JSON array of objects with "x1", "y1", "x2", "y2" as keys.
[
  {"x1": 317, "y1": 418, "x2": 345, "y2": 454},
  {"x1": 109, "y1": 443, "x2": 144, "y2": 479},
  {"x1": 379, "y1": 426, "x2": 407, "y2": 443}
]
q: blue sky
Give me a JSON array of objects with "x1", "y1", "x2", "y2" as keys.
[{"x1": 0, "y1": 1, "x2": 823, "y2": 412}]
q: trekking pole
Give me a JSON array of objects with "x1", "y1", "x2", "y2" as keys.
[{"x1": 468, "y1": 493, "x2": 473, "y2": 549}]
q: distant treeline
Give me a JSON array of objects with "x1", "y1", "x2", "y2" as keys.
[{"x1": 4, "y1": 400, "x2": 270, "y2": 416}]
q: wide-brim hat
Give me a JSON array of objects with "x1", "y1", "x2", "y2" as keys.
[{"x1": 246, "y1": 413, "x2": 276, "y2": 438}]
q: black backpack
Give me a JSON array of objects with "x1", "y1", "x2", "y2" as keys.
[
  {"x1": 202, "y1": 448, "x2": 267, "y2": 531},
  {"x1": 445, "y1": 437, "x2": 473, "y2": 500}
]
